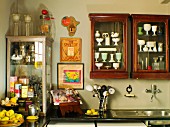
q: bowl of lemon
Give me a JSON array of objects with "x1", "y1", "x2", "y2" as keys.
[
  {"x1": 85, "y1": 109, "x2": 99, "y2": 116},
  {"x1": 0, "y1": 109, "x2": 24, "y2": 126}
]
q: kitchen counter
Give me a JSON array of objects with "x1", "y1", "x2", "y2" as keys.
[{"x1": 18, "y1": 105, "x2": 170, "y2": 126}]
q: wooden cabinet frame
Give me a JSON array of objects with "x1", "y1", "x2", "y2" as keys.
[
  {"x1": 89, "y1": 13, "x2": 129, "y2": 79},
  {"x1": 131, "y1": 14, "x2": 170, "y2": 79}
]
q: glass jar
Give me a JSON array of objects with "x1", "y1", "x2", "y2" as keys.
[{"x1": 39, "y1": 15, "x2": 51, "y2": 36}]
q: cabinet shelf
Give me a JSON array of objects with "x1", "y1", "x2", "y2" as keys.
[
  {"x1": 131, "y1": 14, "x2": 170, "y2": 79},
  {"x1": 6, "y1": 36, "x2": 53, "y2": 115}
]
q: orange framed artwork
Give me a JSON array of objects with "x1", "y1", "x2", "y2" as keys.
[{"x1": 60, "y1": 37, "x2": 82, "y2": 62}]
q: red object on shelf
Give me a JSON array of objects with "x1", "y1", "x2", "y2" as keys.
[{"x1": 42, "y1": 9, "x2": 48, "y2": 15}]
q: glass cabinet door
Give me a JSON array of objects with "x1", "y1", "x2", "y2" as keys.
[
  {"x1": 6, "y1": 36, "x2": 52, "y2": 116},
  {"x1": 131, "y1": 14, "x2": 170, "y2": 79},
  {"x1": 89, "y1": 13, "x2": 129, "y2": 79}
]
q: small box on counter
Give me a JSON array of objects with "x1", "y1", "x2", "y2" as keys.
[{"x1": 10, "y1": 76, "x2": 17, "y2": 97}]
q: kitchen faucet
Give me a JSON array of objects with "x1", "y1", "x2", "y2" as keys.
[
  {"x1": 86, "y1": 84, "x2": 115, "y2": 112},
  {"x1": 145, "y1": 84, "x2": 161, "y2": 102}
]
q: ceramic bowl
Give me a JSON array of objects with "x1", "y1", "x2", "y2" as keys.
[
  {"x1": 113, "y1": 63, "x2": 119, "y2": 69},
  {"x1": 95, "y1": 63, "x2": 103, "y2": 69}
]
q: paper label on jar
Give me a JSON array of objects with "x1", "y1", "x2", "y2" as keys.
[
  {"x1": 41, "y1": 24, "x2": 49, "y2": 33},
  {"x1": 21, "y1": 86, "x2": 28, "y2": 98}
]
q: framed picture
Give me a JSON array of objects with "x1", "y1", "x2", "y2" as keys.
[
  {"x1": 60, "y1": 37, "x2": 82, "y2": 62},
  {"x1": 57, "y1": 63, "x2": 84, "y2": 89}
]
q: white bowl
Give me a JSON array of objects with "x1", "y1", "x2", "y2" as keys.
[
  {"x1": 96, "y1": 38, "x2": 104, "y2": 43},
  {"x1": 113, "y1": 63, "x2": 119, "y2": 69},
  {"x1": 146, "y1": 41, "x2": 156, "y2": 47},
  {"x1": 95, "y1": 63, "x2": 103, "y2": 69}
]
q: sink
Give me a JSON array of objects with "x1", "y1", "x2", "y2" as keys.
[
  {"x1": 111, "y1": 109, "x2": 170, "y2": 118},
  {"x1": 143, "y1": 110, "x2": 170, "y2": 116},
  {"x1": 111, "y1": 110, "x2": 138, "y2": 116}
]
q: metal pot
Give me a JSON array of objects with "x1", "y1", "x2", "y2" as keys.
[{"x1": 28, "y1": 104, "x2": 37, "y2": 116}]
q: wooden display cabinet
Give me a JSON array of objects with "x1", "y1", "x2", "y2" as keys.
[
  {"x1": 6, "y1": 36, "x2": 53, "y2": 115},
  {"x1": 131, "y1": 14, "x2": 170, "y2": 79},
  {"x1": 89, "y1": 13, "x2": 130, "y2": 79}
]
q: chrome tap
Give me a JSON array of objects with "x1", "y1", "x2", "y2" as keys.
[{"x1": 146, "y1": 84, "x2": 161, "y2": 102}]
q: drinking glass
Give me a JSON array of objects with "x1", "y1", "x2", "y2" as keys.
[
  {"x1": 138, "y1": 40, "x2": 145, "y2": 52},
  {"x1": 115, "y1": 53, "x2": 122, "y2": 62},
  {"x1": 101, "y1": 53, "x2": 108, "y2": 62},
  {"x1": 152, "y1": 25, "x2": 157, "y2": 36},
  {"x1": 144, "y1": 24, "x2": 151, "y2": 36},
  {"x1": 95, "y1": 52, "x2": 100, "y2": 62},
  {"x1": 138, "y1": 27, "x2": 143, "y2": 35}
]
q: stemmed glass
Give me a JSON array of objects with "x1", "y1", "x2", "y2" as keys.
[
  {"x1": 152, "y1": 25, "x2": 157, "y2": 36},
  {"x1": 101, "y1": 53, "x2": 108, "y2": 62},
  {"x1": 144, "y1": 24, "x2": 151, "y2": 36},
  {"x1": 112, "y1": 38, "x2": 120, "y2": 46},
  {"x1": 95, "y1": 52, "x2": 100, "y2": 62},
  {"x1": 96, "y1": 38, "x2": 104, "y2": 46},
  {"x1": 146, "y1": 41, "x2": 155, "y2": 52},
  {"x1": 115, "y1": 53, "x2": 122, "y2": 62},
  {"x1": 138, "y1": 40, "x2": 145, "y2": 52}
]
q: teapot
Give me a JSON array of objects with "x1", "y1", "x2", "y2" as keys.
[{"x1": 28, "y1": 104, "x2": 39, "y2": 116}]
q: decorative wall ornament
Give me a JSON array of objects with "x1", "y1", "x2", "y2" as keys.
[{"x1": 61, "y1": 16, "x2": 80, "y2": 36}]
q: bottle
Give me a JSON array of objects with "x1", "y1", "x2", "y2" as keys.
[
  {"x1": 27, "y1": 86, "x2": 34, "y2": 98},
  {"x1": 159, "y1": 56, "x2": 165, "y2": 70}
]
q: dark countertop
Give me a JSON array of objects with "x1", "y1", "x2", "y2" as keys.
[{"x1": 18, "y1": 105, "x2": 170, "y2": 126}]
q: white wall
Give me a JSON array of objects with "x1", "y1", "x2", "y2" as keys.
[
  {"x1": 0, "y1": 0, "x2": 11, "y2": 99},
  {"x1": 3, "y1": 0, "x2": 170, "y2": 109}
]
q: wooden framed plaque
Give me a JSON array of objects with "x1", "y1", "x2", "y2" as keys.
[{"x1": 60, "y1": 37, "x2": 82, "y2": 62}]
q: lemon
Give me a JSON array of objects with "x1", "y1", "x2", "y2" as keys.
[
  {"x1": 86, "y1": 110, "x2": 92, "y2": 114},
  {"x1": 93, "y1": 111, "x2": 98, "y2": 115},
  {"x1": 91, "y1": 109, "x2": 95, "y2": 113},
  {"x1": 10, "y1": 97, "x2": 17, "y2": 104}
]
